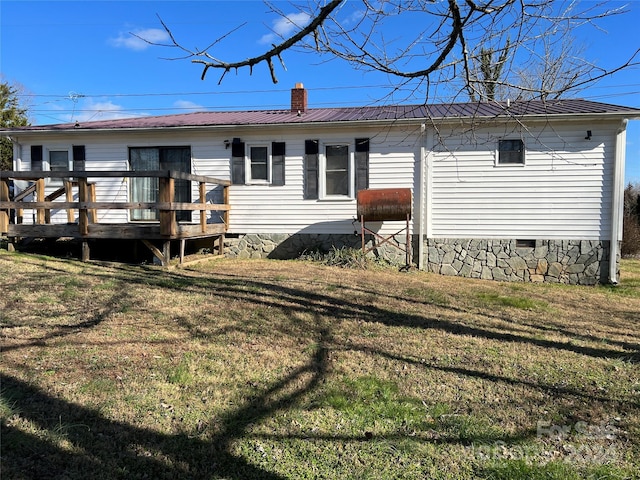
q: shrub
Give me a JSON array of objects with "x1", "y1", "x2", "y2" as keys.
[
  {"x1": 299, "y1": 246, "x2": 392, "y2": 269},
  {"x1": 622, "y1": 182, "x2": 640, "y2": 257}
]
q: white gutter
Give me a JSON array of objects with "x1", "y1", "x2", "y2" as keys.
[
  {"x1": 418, "y1": 124, "x2": 435, "y2": 270},
  {"x1": 418, "y1": 124, "x2": 426, "y2": 269},
  {"x1": 610, "y1": 119, "x2": 628, "y2": 284}
]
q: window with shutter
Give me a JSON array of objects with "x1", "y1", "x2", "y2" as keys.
[{"x1": 231, "y1": 141, "x2": 286, "y2": 186}]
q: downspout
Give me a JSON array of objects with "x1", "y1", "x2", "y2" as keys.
[
  {"x1": 609, "y1": 119, "x2": 628, "y2": 284},
  {"x1": 11, "y1": 137, "x2": 22, "y2": 170},
  {"x1": 418, "y1": 124, "x2": 426, "y2": 269}
]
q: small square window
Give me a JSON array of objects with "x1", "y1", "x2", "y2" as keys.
[{"x1": 498, "y1": 139, "x2": 524, "y2": 165}]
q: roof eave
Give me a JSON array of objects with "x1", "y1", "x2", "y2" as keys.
[
  {"x1": 430, "y1": 111, "x2": 640, "y2": 125},
  {"x1": 0, "y1": 116, "x2": 428, "y2": 135},
  {"x1": 1, "y1": 110, "x2": 638, "y2": 136}
]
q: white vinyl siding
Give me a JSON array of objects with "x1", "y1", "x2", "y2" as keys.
[
  {"x1": 12, "y1": 119, "x2": 618, "y2": 242},
  {"x1": 429, "y1": 123, "x2": 615, "y2": 240},
  {"x1": 227, "y1": 126, "x2": 417, "y2": 235}
]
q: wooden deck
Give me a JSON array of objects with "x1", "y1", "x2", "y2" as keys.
[{"x1": 0, "y1": 170, "x2": 230, "y2": 266}]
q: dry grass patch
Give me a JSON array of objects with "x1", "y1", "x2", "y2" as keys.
[{"x1": 1, "y1": 252, "x2": 639, "y2": 479}]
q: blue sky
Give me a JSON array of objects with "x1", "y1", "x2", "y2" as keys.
[{"x1": 1, "y1": 0, "x2": 639, "y2": 182}]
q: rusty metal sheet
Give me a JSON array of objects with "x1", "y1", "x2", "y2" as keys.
[{"x1": 357, "y1": 188, "x2": 412, "y2": 222}]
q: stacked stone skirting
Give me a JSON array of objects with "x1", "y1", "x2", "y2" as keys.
[
  {"x1": 425, "y1": 239, "x2": 613, "y2": 285},
  {"x1": 224, "y1": 234, "x2": 616, "y2": 285}
]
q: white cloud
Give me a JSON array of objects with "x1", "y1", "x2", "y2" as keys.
[
  {"x1": 259, "y1": 12, "x2": 311, "y2": 45},
  {"x1": 173, "y1": 100, "x2": 204, "y2": 112},
  {"x1": 109, "y1": 28, "x2": 169, "y2": 51},
  {"x1": 343, "y1": 9, "x2": 366, "y2": 26},
  {"x1": 73, "y1": 100, "x2": 133, "y2": 122}
]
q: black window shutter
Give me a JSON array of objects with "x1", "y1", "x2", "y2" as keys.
[
  {"x1": 31, "y1": 145, "x2": 43, "y2": 171},
  {"x1": 304, "y1": 140, "x2": 319, "y2": 199},
  {"x1": 355, "y1": 138, "x2": 369, "y2": 192},
  {"x1": 72, "y1": 145, "x2": 86, "y2": 171},
  {"x1": 231, "y1": 141, "x2": 245, "y2": 185},
  {"x1": 271, "y1": 141, "x2": 286, "y2": 186}
]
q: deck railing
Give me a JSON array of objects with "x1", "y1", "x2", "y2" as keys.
[{"x1": 1, "y1": 170, "x2": 231, "y2": 264}]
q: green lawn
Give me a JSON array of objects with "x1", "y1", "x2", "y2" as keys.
[{"x1": 1, "y1": 252, "x2": 638, "y2": 479}]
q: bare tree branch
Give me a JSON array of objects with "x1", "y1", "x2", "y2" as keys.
[
  {"x1": 194, "y1": 0, "x2": 343, "y2": 83},
  {"x1": 144, "y1": 0, "x2": 638, "y2": 101}
]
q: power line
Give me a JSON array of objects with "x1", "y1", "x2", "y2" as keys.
[{"x1": 16, "y1": 84, "x2": 397, "y2": 99}]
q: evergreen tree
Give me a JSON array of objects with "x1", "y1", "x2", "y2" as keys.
[{"x1": 1, "y1": 81, "x2": 30, "y2": 170}]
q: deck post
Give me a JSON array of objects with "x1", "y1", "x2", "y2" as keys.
[
  {"x1": 406, "y1": 213, "x2": 411, "y2": 266},
  {"x1": 88, "y1": 183, "x2": 97, "y2": 223},
  {"x1": 199, "y1": 181, "x2": 206, "y2": 233},
  {"x1": 223, "y1": 185, "x2": 230, "y2": 228},
  {"x1": 159, "y1": 176, "x2": 176, "y2": 237},
  {"x1": 162, "y1": 240, "x2": 171, "y2": 267},
  {"x1": 64, "y1": 179, "x2": 75, "y2": 223},
  {"x1": 36, "y1": 178, "x2": 45, "y2": 224},
  {"x1": 180, "y1": 238, "x2": 186, "y2": 264},
  {"x1": 0, "y1": 178, "x2": 9, "y2": 234},
  {"x1": 82, "y1": 241, "x2": 90, "y2": 262},
  {"x1": 77, "y1": 177, "x2": 89, "y2": 235},
  {"x1": 218, "y1": 234, "x2": 225, "y2": 256},
  {"x1": 142, "y1": 240, "x2": 167, "y2": 266}
]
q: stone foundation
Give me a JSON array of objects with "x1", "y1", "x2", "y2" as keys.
[
  {"x1": 224, "y1": 233, "x2": 408, "y2": 265},
  {"x1": 425, "y1": 238, "x2": 614, "y2": 285},
  {"x1": 223, "y1": 233, "x2": 615, "y2": 285}
]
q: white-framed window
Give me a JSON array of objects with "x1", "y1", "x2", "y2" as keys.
[
  {"x1": 320, "y1": 143, "x2": 353, "y2": 199},
  {"x1": 247, "y1": 144, "x2": 270, "y2": 183},
  {"x1": 48, "y1": 149, "x2": 71, "y2": 172},
  {"x1": 496, "y1": 139, "x2": 525, "y2": 165},
  {"x1": 47, "y1": 148, "x2": 71, "y2": 185}
]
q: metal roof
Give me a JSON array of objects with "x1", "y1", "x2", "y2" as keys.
[{"x1": 5, "y1": 99, "x2": 640, "y2": 132}]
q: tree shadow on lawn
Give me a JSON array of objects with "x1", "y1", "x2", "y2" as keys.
[
  {"x1": 1, "y1": 328, "x2": 536, "y2": 480},
  {"x1": 1, "y1": 324, "x2": 332, "y2": 480},
  {"x1": 2, "y1": 259, "x2": 638, "y2": 478},
  {"x1": 157, "y1": 268, "x2": 639, "y2": 363},
  {"x1": 41, "y1": 259, "x2": 634, "y2": 365},
  {"x1": 2, "y1": 329, "x2": 542, "y2": 480},
  {"x1": 1, "y1": 273, "x2": 136, "y2": 354}
]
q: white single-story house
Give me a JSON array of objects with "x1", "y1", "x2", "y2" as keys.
[{"x1": 1, "y1": 84, "x2": 639, "y2": 284}]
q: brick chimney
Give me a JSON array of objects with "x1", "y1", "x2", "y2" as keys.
[{"x1": 291, "y1": 83, "x2": 307, "y2": 114}]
